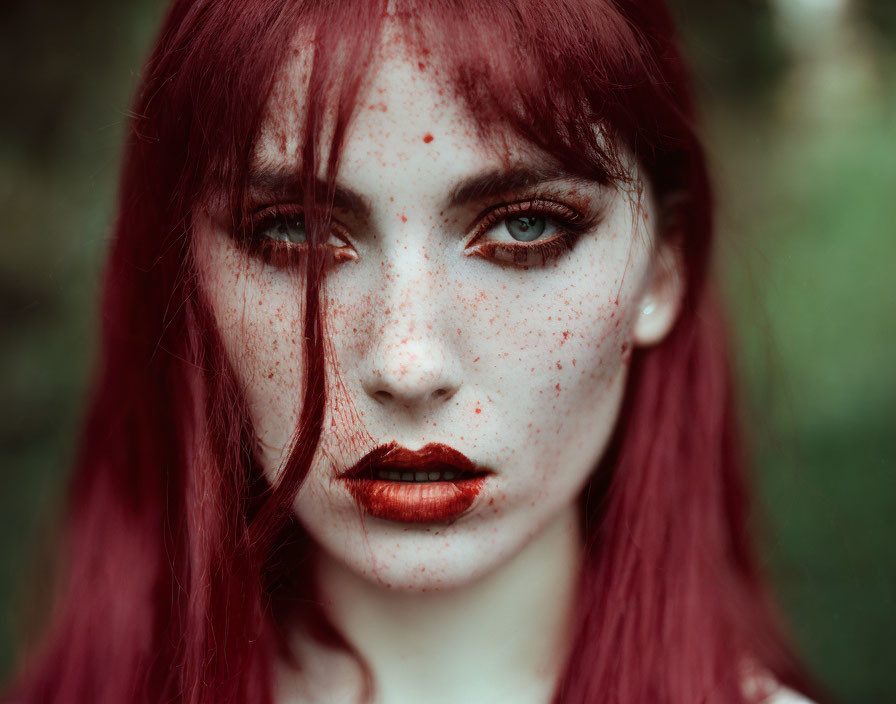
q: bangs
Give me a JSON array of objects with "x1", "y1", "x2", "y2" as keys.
[{"x1": 401, "y1": 0, "x2": 645, "y2": 186}]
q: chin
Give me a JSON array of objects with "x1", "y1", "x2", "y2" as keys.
[{"x1": 300, "y1": 510, "x2": 527, "y2": 593}]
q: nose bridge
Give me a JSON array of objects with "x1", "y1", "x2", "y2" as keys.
[{"x1": 361, "y1": 251, "x2": 461, "y2": 408}]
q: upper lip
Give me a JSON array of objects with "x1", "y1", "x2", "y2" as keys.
[{"x1": 338, "y1": 442, "x2": 491, "y2": 479}]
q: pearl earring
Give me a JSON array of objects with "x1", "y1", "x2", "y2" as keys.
[{"x1": 642, "y1": 302, "x2": 656, "y2": 316}]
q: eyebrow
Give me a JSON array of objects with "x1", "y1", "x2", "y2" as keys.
[
  {"x1": 447, "y1": 165, "x2": 591, "y2": 208},
  {"x1": 245, "y1": 163, "x2": 593, "y2": 217},
  {"x1": 246, "y1": 167, "x2": 372, "y2": 218}
]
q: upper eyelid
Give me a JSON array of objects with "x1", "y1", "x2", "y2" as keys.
[{"x1": 479, "y1": 197, "x2": 582, "y2": 219}]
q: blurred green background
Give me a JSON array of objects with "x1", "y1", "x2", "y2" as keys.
[{"x1": 0, "y1": 0, "x2": 893, "y2": 700}]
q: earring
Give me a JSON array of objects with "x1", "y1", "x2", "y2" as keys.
[{"x1": 642, "y1": 302, "x2": 656, "y2": 316}]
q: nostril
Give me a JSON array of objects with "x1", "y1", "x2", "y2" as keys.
[
  {"x1": 431, "y1": 387, "x2": 458, "y2": 402},
  {"x1": 373, "y1": 390, "x2": 394, "y2": 404}
]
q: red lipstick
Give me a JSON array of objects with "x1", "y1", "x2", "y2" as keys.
[{"x1": 339, "y1": 443, "x2": 492, "y2": 523}]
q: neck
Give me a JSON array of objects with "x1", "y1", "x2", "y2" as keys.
[{"x1": 278, "y1": 505, "x2": 583, "y2": 704}]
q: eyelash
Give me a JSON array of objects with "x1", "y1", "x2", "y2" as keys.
[
  {"x1": 237, "y1": 204, "x2": 355, "y2": 268},
  {"x1": 465, "y1": 198, "x2": 595, "y2": 268},
  {"x1": 236, "y1": 197, "x2": 597, "y2": 269}
]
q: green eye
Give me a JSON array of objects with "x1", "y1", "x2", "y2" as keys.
[
  {"x1": 266, "y1": 215, "x2": 306, "y2": 243},
  {"x1": 505, "y1": 216, "x2": 546, "y2": 242}
]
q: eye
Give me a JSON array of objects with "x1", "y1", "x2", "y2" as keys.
[
  {"x1": 239, "y1": 205, "x2": 356, "y2": 267},
  {"x1": 466, "y1": 199, "x2": 594, "y2": 267}
]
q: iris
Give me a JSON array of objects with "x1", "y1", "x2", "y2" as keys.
[
  {"x1": 268, "y1": 215, "x2": 306, "y2": 243},
  {"x1": 506, "y1": 215, "x2": 546, "y2": 242}
]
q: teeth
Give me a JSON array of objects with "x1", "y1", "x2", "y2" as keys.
[{"x1": 372, "y1": 469, "x2": 465, "y2": 482}]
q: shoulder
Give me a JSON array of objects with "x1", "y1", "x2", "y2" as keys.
[
  {"x1": 741, "y1": 663, "x2": 818, "y2": 704},
  {"x1": 765, "y1": 686, "x2": 817, "y2": 704}
]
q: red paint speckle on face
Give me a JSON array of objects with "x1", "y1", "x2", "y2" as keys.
[
  {"x1": 423, "y1": 133, "x2": 434, "y2": 143},
  {"x1": 400, "y1": 214, "x2": 407, "y2": 223},
  {"x1": 475, "y1": 408, "x2": 481, "y2": 414}
]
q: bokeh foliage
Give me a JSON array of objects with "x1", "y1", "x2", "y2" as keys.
[{"x1": 1, "y1": 1, "x2": 893, "y2": 700}]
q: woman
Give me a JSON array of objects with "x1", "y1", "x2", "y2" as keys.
[{"x1": 5, "y1": 1, "x2": 827, "y2": 703}]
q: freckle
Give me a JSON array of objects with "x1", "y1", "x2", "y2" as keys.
[
  {"x1": 423, "y1": 133, "x2": 434, "y2": 143},
  {"x1": 400, "y1": 214, "x2": 407, "y2": 223},
  {"x1": 555, "y1": 383, "x2": 561, "y2": 391},
  {"x1": 473, "y1": 356, "x2": 480, "y2": 362},
  {"x1": 556, "y1": 361, "x2": 562, "y2": 369}
]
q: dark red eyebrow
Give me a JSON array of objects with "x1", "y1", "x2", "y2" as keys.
[
  {"x1": 246, "y1": 167, "x2": 372, "y2": 218},
  {"x1": 245, "y1": 163, "x2": 596, "y2": 218},
  {"x1": 447, "y1": 165, "x2": 585, "y2": 207}
]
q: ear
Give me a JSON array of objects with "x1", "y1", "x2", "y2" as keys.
[{"x1": 632, "y1": 240, "x2": 685, "y2": 347}]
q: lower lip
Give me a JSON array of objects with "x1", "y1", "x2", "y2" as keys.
[{"x1": 342, "y1": 477, "x2": 488, "y2": 523}]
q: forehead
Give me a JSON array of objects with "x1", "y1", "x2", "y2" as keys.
[{"x1": 253, "y1": 23, "x2": 547, "y2": 192}]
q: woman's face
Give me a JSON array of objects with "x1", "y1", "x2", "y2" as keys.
[{"x1": 194, "y1": 36, "x2": 681, "y2": 591}]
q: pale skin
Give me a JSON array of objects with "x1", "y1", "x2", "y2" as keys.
[{"x1": 193, "y1": 28, "x2": 683, "y2": 704}]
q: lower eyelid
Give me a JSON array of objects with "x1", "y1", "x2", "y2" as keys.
[{"x1": 467, "y1": 232, "x2": 578, "y2": 266}]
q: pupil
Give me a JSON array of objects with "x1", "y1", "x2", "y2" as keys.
[
  {"x1": 506, "y1": 216, "x2": 545, "y2": 242},
  {"x1": 276, "y1": 216, "x2": 306, "y2": 243}
]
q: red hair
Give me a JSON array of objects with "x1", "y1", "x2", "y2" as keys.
[{"x1": 5, "y1": 1, "x2": 825, "y2": 703}]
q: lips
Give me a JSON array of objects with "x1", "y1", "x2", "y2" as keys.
[{"x1": 338, "y1": 443, "x2": 492, "y2": 523}]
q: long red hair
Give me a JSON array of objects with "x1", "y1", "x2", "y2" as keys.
[{"x1": 5, "y1": 1, "x2": 825, "y2": 703}]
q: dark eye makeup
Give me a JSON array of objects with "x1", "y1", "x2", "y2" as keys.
[
  {"x1": 236, "y1": 203, "x2": 356, "y2": 268},
  {"x1": 234, "y1": 193, "x2": 601, "y2": 270},
  {"x1": 463, "y1": 197, "x2": 598, "y2": 268}
]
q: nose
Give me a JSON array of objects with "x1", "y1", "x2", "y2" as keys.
[
  {"x1": 362, "y1": 338, "x2": 461, "y2": 409},
  {"x1": 359, "y1": 272, "x2": 461, "y2": 411}
]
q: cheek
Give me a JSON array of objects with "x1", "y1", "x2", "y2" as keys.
[
  {"x1": 448, "y1": 233, "x2": 645, "y2": 495},
  {"x1": 194, "y1": 228, "x2": 307, "y2": 469},
  {"x1": 465, "y1": 239, "x2": 638, "y2": 418}
]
